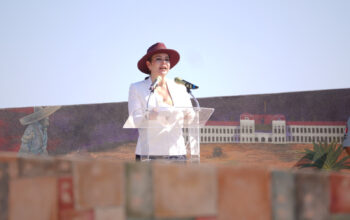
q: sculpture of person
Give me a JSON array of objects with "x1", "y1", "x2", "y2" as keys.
[{"x1": 18, "y1": 106, "x2": 61, "y2": 156}]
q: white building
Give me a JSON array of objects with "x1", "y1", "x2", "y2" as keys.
[{"x1": 199, "y1": 113, "x2": 346, "y2": 144}]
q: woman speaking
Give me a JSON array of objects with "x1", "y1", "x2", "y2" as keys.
[{"x1": 127, "y1": 42, "x2": 193, "y2": 161}]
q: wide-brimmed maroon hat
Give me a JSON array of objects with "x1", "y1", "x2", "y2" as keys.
[{"x1": 137, "y1": 42, "x2": 180, "y2": 74}]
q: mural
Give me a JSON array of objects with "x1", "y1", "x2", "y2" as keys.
[
  {"x1": 0, "y1": 88, "x2": 349, "y2": 165},
  {"x1": 18, "y1": 106, "x2": 61, "y2": 156}
]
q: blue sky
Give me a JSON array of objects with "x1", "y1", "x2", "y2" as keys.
[{"x1": 0, "y1": 0, "x2": 349, "y2": 108}]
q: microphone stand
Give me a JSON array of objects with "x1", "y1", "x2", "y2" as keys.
[
  {"x1": 186, "y1": 87, "x2": 200, "y2": 163},
  {"x1": 187, "y1": 88, "x2": 200, "y2": 109}
]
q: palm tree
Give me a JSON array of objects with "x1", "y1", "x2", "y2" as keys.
[{"x1": 297, "y1": 142, "x2": 350, "y2": 171}]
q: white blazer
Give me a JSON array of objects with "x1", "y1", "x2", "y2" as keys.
[{"x1": 128, "y1": 77, "x2": 193, "y2": 155}]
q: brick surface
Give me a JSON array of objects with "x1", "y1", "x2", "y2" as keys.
[
  {"x1": 330, "y1": 173, "x2": 350, "y2": 213},
  {"x1": 9, "y1": 176, "x2": 58, "y2": 220},
  {"x1": 18, "y1": 157, "x2": 56, "y2": 177},
  {"x1": 74, "y1": 160, "x2": 124, "y2": 209},
  {"x1": 153, "y1": 163, "x2": 217, "y2": 218},
  {"x1": 271, "y1": 170, "x2": 296, "y2": 220},
  {"x1": 94, "y1": 206, "x2": 124, "y2": 220},
  {"x1": 0, "y1": 163, "x2": 9, "y2": 220},
  {"x1": 58, "y1": 177, "x2": 74, "y2": 211},
  {"x1": 295, "y1": 171, "x2": 330, "y2": 220},
  {"x1": 217, "y1": 166, "x2": 271, "y2": 220},
  {"x1": 125, "y1": 162, "x2": 153, "y2": 218},
  {"x1": 59, "y1": 209, "x2": 94, "y2": 220}
]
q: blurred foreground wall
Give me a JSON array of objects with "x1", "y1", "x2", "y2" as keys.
[{"x1": 0, "y1": 152, "x2": 350, "y2": 220}]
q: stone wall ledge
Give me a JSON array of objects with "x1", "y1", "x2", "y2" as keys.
[{"x1": 1, "y1": 152, "x2": 350, "y2": 220}]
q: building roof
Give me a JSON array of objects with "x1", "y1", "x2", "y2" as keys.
[
  {"x1": 206, "y1": 120, "x2": 346, "y2": 127},
  {"x1": 206, "y1": 121, "x2": 240, "y2": 126},
  {"x1": 287, "y1": 121, "x2": 346, "y2": 126}
]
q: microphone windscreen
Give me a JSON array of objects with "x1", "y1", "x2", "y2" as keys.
[{"x1": 174, "y1": 77, "x2": 182, "y2": 84}]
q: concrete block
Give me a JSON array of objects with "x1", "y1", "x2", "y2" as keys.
[
  {"x1": 94, "y1": 206, "x2": 124, "y2": 220},
  {"x1": 330, "y1": 173, "x2": 350, "y2": 213},
  {"x1": 55, "y1": 159, "x2": 73, "y2": 176},
  {"x1": 18, "y1": 157, "x2": 56, "y2": 177},
  {"x1": 0, "y1": 163, "x2": 9, "y2": 220},
  {"x1": 74, "y1": 160, "x2": 124, "y2": 209},
  {"x1": 9, "y1": 176, "x2": 58, "y2": 220},
  {"x1": 153, "y1": 163, "x2": 217, "y2": 218},
  {"x1": 271, "y1": 170, "x2": 296, "y2": 220},
  {"x1": 59, "y1": 209, "x2": 94, "y2": 220},
  {"x1": 125, "y1": 162, "x2": 153, "y2": 218},
  {"x1": 217, "y1": 166, "x2": 271, "y2": 220},
  {"x1": 330, "y1": 214, "x2": 350, "y2": 220},
  {"x1": 295, "y1": 171, "x2": 330, "y2": 220}
]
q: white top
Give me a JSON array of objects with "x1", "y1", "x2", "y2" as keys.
[{"x1": 127, "y1": 77, "x2": 193, "y2": 155}]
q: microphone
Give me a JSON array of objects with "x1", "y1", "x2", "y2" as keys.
[
  {"x1": 174, "y1": 77, "x2": 199, "y2": 90},
  {"x1": 149, "y1": 76, "x2": 161, "y2": 92}
]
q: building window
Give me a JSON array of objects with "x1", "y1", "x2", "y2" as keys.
[
  {"x1": 320, "y1": 128, "x2": 323, "y2": 133},
  {"x1": 282, "y1": 128, "x2": 285, "y2": 133},
  {"x1": 316, "y1": 128, "x2": 319, "y2": 133},
  {"x1": 223, "y1": 129, "x2": 226, "y2": 134},
  {"x1": 333, "y1": 128, "x2": 335, "y2": 133},
  {"x1": 250, "y1": 138, "x2": 252, "y2": 142},
  {"x1": 249, "y1": 128, "x2": 252, "y2": 133},
  {"x1": 312, "y1": 128, "x2": 315, "y2": 133},
  {"x1": 292, "y1": 136, "x2": 295, "y2": 142},
  {"x1": 296, "y1": 128, "x2": 299, "y2": 133},
  {"x1": 341, "y1": 128, "x2": 344, "y2": 133},
  {"x1": 275, "y1": 137, "x2": 277, "y2": 142},
  {"x1": 279, "y1": 137, "x2": 281, "y2": 142},
  {"x1": 337, "y1": 128, "x2": 340, "y2": 133}
]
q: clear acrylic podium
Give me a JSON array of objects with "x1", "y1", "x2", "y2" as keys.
[{"x1": 123, "y1": 107, "x2": 214, "y2": 163}]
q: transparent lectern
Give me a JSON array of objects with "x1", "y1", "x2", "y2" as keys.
[{"x1": 123, "y1": 107, "x2": 214, "y2": 163}]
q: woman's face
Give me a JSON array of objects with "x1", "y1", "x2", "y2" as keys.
[{"x1": 146, "y1": 53, "x2": 170, "y2": 77}]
